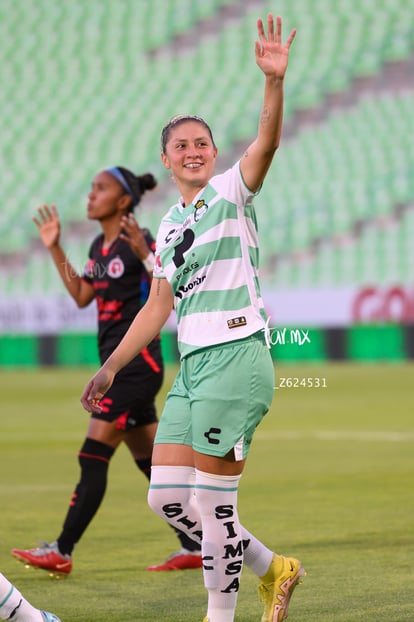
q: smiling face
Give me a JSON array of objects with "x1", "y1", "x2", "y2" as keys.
[
  {"x1": 87, "y1": 171, "x2": 131, "y2": 222},
  {"x1": 161, "y1": 119, "x2": 218, "y2": 204}
]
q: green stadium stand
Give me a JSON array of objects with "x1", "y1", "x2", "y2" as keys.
[
  {"x1": 255, "y1": 87, "x2": 414, "y2": 285},
  {"x1": 0, "y1": 0, "x2": 413, "y2": 293}
]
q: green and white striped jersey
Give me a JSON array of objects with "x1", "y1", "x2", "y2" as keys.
[{"x1": 154, "y1": 161, "x2": 268, "y2": 358}]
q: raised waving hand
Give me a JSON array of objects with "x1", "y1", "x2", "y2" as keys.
[
  {"x1": 255, "y1": 14, "x2": 296, "y2": 80},
  {"x1": 33, "y1": 204, "x2": 61, "y2": 249}
]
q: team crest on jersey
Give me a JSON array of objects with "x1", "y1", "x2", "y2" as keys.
[
  {"x1": 107, "y1": 257, "x2": 125, "y2": 278},
  {"x1": 194, "y1": 199, "x2": 208, "y2": 222}
]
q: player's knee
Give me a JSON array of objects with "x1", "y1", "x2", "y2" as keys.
[
  {"x1": 147, "y1": 486, "x2": 165, "y2": 518},
  {"x1": 78, "y1": 438, "x2": 114, "y2": 473},
  {"x1": 147, "y1": 487, "x2": 186, "y2": 523},
  {"x1": 148, "y1": 465, "x2": 198, "y2": 523}
]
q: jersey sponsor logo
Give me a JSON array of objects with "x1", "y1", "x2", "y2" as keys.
[
  {"x1": 164, "y1": 228, "x2": 177, "y2": 244},
  {"x1": 107, "y1": 257, "x2": 125, "y2": 278},
  {"x1": 175, "y1": 274, "x2": 206, "y2": 299},
  {"x1": 172, "y1": 229, "x2": 195, "y2": 268},
  {"x1": 164, "y1": 219, "x2": 193, "y2": 246},
  {"x1": 176, "y1": 262, "x2": 199, "y2": 281},
  {"x1": 227, "y1": 316, "x2": 247, "y2": 329}
]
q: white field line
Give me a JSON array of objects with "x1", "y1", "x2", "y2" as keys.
[{"x1": 254, "y1": 430, "x2": 414, "y2": 442}]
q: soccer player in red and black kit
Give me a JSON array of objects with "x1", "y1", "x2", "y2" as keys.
[{"x1": 11, "y1": 166, "x2": 202, "y2": 575}]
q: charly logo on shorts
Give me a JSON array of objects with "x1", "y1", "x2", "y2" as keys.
[
  {"x1": 204, "y1": 427, "x2": 222, "y2": 445},
  {"x1": 107, "y1": 257, "x2": 125, "y2": 278}
]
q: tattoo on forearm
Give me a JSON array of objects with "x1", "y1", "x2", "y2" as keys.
[
  {"x1": 243, "y1": 148, "x2": 249, "y2": 159},
  {"x1": 156, "y1": 279, "x2": 161, "y2": 296},
  {"x1": 260, "y1": 106, "x2": 271, "y2": 126}
]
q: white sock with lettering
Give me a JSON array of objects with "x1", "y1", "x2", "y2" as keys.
[
  {"x1": 195, "y1": 470, "x2": 243, "y2": 622},
  {"x1": 148, "y1": 466, "x2": 202, "y2": 546},
  {"x1": 147, "y1": 466, "x2": 274, "y2": 581},
  {"x1": 0, "y1": 574, "x2": 43, "y2": 621},
  {"x1": 241, "y1": 529, "x2": 274, "y2": 577}
]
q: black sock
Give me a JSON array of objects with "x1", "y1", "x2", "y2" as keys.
[
  {"x1": 57, "y1": 438, "x2": 115, "y2": 555},
  {"x1": 135, "y1": 457, "x2": 152, "y2": 481},
  {"x1": 173, "y1": 528, "x2": 202, "y2": 552}
]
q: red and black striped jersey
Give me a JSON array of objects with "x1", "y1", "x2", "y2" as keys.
[{"x1": 83, "y1": 228, "x2": 162, "y2": 373}]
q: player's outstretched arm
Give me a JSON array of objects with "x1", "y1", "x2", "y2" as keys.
[
  {"x1": 81, "y1": 276, "x2": 173, "y2": 413},
  {"x1": 240, "y1": 14, "x2": 296, "y2": 193},
  {"x1": 33, "y1": 204, "x2": 94, "y2": 307}
]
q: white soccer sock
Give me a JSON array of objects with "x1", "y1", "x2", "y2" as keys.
[
  {"x1": 241, "y1": 528, "x2": 274, "y2": 578},
  {"x1": 147, "y1": 465, "x2": 274, "y2": 583},
  {"x1": 148, "y1": 465, "x2": 202, "y2": 547},
  {"x1": 195, "y1": 470, "x2": 243, "y2": 622},
  {"x1": 0, "y1": 574, "x2": 43, "y2": 621}
]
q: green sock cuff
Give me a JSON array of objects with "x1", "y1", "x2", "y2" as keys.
[{"x1": 0, "y1": 585, "x2": 14, "y2": 608}]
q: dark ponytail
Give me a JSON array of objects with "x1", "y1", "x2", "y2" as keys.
[{"x1": 106, "y1": 166, "x2": 157, "y2": 211}]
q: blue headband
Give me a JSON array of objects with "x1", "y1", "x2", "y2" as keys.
[{"x1": 106, "y1": 167, "x2": 138, "y2": 205}]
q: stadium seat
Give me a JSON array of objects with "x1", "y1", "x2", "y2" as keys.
[{"x1": 0, "y1": 0, "x2": 413, "y2": 292}]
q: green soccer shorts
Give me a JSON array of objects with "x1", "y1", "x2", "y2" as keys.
[{"x1": 154, "y1": 331, "x2": 275, "y2": 460}]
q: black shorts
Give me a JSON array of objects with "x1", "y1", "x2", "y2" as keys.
[{"x1": 91, "y1": 362, "x2": 164, "y2": 431}]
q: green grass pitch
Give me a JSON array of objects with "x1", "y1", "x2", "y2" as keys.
[{"x1": 1, "y1": 363, "x2": 413, "y2": 621}]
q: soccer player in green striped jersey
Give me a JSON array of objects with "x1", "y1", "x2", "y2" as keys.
[{"x1": 82, "y1": 13, "x2": 305, "y2": 622}]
